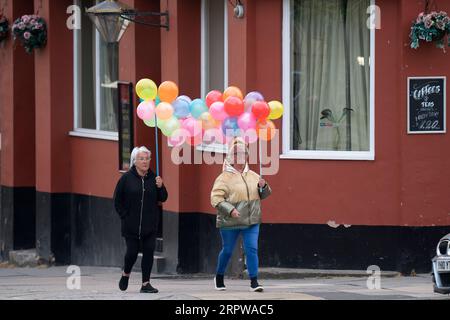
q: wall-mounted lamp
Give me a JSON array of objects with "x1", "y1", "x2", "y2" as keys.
[
  {"x1": 229, "y1": 0, "x2": 244, "y2": 19},
  {"x1": 86, "y1": 0, "x2": 169, "y2": 44}
]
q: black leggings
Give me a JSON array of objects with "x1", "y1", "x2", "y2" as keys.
[{"x1": 123, "y1": 235, "x2": 156, "y2": 283}]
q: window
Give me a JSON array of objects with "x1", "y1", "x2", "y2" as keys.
[
  {"x1": 196, "y1": 0, "x2": 228, "y2": 153},
  {"x1": 282, "y1": 0, "x2": 375, "y2": 160},
  {"x1": 201, "y1": 0, "x2": 228, "y2": 97},
  {"x1": 72, "y1": 0, "x2": 119, "y2": 140}
]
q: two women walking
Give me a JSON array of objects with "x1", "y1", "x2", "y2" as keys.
[{"x1": 113, "y1": 138, "x2": 271, "y2": 293}]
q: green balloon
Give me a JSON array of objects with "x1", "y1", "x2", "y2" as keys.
[
  {"x1": 156, "y1": 118, "x2": 167, "y2": 129},
  {"x1": 144, "y1": 117, "x2": 156, "y2": 127},
  {"x1": 161, "y1": 116, "x2": 181, "y2": 137}
]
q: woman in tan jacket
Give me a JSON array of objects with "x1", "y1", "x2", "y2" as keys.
[{"x1": 210, "y1": 137, "x2": 271, "y2": 292}]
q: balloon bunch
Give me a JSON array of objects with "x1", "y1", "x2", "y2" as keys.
[{"x1": 135, "y1": 79, "x2": 284, "y2": 148}]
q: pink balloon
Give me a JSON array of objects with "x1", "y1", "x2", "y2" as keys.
[
  {"x1": 182, "y1": 117, "x2": 202, "y2": 137},
  {"x1": 242, "y1": 129, "x2": 258, "y2": 144},
  {"x1": 237, "y1": 112, "x2": 257, "y2": 131},
  {"x1": 209, "y1": 101, "x2": 229, "y2": 121},
  {"x1": 137, "y1": 100, "x2": 155, "y2": 121}
]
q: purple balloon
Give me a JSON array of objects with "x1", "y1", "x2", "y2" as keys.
[
  {"x1": 222, "y1": 117, "x2": 241, "y2": 137},
  {"x1": 244, "y1": 91, "x2": 265, "y2": 112}
]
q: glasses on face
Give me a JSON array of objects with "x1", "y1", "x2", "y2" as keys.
[{"x1": 137, "y1": 158, "x2": 151, "y2": 162}]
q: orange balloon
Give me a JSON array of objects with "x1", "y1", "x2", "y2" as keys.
[
  {"x1": 223, "y1": 86, "x2": 243, "y2": 101},
  {"x1": 256, "y1": 119, "x2": 276, "y2": 141},
  {"x1": 158, "y1": 81, "x2": 179, "y2": 103},
  {"x1": 155, "y1": 102, "x2": 174, "y2": 120}
]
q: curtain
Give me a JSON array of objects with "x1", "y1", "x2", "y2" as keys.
[
  {"x1": 99, "y1": 40, "x2": 119, "y2": 132},
  {"x1": 292, "y1": 0, "x2": 370, "y2": 151}
]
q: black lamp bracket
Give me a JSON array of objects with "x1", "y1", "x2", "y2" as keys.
[{"x1": 120, "y1": 10, "x2": 169, "y2": 30}]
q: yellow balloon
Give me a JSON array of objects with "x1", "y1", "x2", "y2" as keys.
[
  {"x1": 199, "y1": 112, "x2": 218, "y2": 131},
  {"x1": 268, "y1": 100, "x2": 284, "y2": 120},
  {"x1": 136, "y1": 78, "x2": 157, "y2": 101}
]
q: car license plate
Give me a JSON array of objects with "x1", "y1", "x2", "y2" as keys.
[{"x1": 437, "y1": 260, "x2": 450, "y2": 271}]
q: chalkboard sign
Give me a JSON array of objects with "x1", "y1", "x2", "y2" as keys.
[
  {"x1": 408, "y1": 77, "x2": 446, "y2": 134},
  {"x1": 117, "y1": 82, "x2": 134, "y2": 172}
]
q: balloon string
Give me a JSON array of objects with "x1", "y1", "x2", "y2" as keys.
[
  {"x1": 259, "y1": 138, "x2": 263, "y2": 193},
  {"x1": 155, "y1": 113, "x2": 160, "y2": 177}
]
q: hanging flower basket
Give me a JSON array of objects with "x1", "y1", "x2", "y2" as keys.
[
  {"x1": 410, "y1": 11, "x2": 450, "y2": 49},
  {"x1": 0, "y1": 14, "x2": 9, "y2": 43},
  {"x1": 12, "y1": 14, "x2": 47, "y2": 53}
]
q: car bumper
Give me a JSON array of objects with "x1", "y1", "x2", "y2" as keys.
[{"x1": 432, "y1": 256, "x2": 450, "y2": 294}]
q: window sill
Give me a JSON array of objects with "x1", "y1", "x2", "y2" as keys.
[
  {"x1": 166, "y1": 141, "x2": 228, "y2": 154},
  {"x1": 280, "y1": 150, "x2": 375, "y2": 161},
  {"x1": 69, "y1": 130, "x2": 119, "y2": 141},
  {"x1": 196, "y1": 143, "x2": 227, "y2": 154}
]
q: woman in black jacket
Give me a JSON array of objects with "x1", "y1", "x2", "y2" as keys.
[{"x1": 113, "y1": 146, "x2": 168, "y2": 293}]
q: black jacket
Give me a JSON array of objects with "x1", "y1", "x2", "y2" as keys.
[{"x1": 113, "y1": 166, "x2": 168, "y2": 239}]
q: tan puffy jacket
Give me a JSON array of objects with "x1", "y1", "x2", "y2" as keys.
[{"x1": 210, "y1": 169, "x2": 271, "y2": 228}]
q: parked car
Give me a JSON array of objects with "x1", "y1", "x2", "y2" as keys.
[{"x1": 432, "y1": 233, "x2": 450, "y2": 294}]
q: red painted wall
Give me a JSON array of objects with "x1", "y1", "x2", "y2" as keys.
[
  {"x1": 159, "y1": 0, "x2": 450, "y2": 227},
  {"x1": 0, "y1": 0, "x2": 36, "y2": 188},
  {"x1": 70, "y1": 137, "x2": 120, "y2": 198},
  {"x1": 3, "y1": 0, "x2": 447, "y2": 228},
  {"x1": 399, "y1": 0, "x2": 450, "y2": 226},
  {"x1": 34, "y1": 0, "x2": 74, "y2": 193}
]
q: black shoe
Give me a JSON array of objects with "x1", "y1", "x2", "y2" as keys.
[
  {"x1": 140, "y1": 283, "x2": 159, "y2": 293},
  {"x1": 214, "y1": 274, "x2": 226, "y2": 291},
  {"x1": 250, "y1": 277, "x2": 264, "y2": 292},
  {"x1": 119, "y1": 275, "x2": 129, "y2": 291}
]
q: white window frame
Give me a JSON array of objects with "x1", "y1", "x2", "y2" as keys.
[
  {"x1": 196, "y1": 0, "x2": 228, "y2": 154},
  {"x1": 70, "y1": 0, "x2": 118, "y2": 141},
  {"x1": 281, "y1": 0, "x2": 375, "y2": 161}
]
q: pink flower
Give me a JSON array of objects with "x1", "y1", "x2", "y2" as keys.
[
  {"x1": 23, "y1": 31, "x2": 31, "y2": 40},
  {"x1": 416, "y1": 12, "x2": 425, "y2": 23},
  {"x1": 22, "y1": 15, "x2": 30, "y2": 23},
  {"x1": 424, "y1": 17, "x2": 433, "y2": 28}
]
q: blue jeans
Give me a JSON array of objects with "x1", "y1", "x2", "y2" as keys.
[{"x1": 216, "y1": 224, "x2": 260, "y2": 278}]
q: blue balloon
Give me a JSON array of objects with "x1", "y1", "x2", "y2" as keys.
[
  {"x1": 155, "y1": 96, "x2": 161, "y2": 106},
  {"x1": 189, "y1": 99, "x2": 208, "y2": 119},
  {"x1": 222, "y1": 117, "x2": 241, "y2": 136},
  {"x1": 172, "y1": 98, "x2": 190, "y2": 119},
  {"x1": 178, "y1": 95, "x2": 192, "y2": 104}
]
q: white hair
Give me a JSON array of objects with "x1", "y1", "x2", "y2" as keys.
[{"x1": 130, "y1": 146, "x2": 152, "y2": 168}]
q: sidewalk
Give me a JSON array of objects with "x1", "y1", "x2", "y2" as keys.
[{"x1": 0, "y1": 265, "x2": 448, "y2": 300}]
